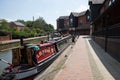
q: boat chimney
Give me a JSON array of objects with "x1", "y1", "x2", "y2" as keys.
[{"x1": 20, "y1": 37, "x2": 24, "y2": 46}]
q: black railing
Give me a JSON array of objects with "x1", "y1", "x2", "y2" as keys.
[
  {"x1": 108, "y1": 23, "x2": 120, "y2": 38},
  {"x1": 93, "y1": 23, "x2": 120, "y2": 38}
]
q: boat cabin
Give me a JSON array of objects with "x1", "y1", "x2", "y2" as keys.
[{"x1": 12, "y1": 42, "x2": 56, "y2": 67}]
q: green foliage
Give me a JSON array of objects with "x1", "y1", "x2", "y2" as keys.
[
  {"x1": 24, "y1": 17, "x2": 54, "y2": 37},
  {"x1": 33, "y1": 17, "x2": 46, "y2": 29},
  {"x1": 16, "y1": 19, "x2": 26, "y2": 25},
  {"x1": 25, "y1": 21, "x2": 33, "y2": 28},
  {"x1": 47, "y1": 24, "x2": 54, "y2": 32},
  {"x1": 35, "y1": 28, "x2": 45, "y2": 36},
  {"x1": 0, "y1": 17, "x2": 55, "y2": 38},
  {"x1": 0, "y1": 19, "x2": 10, "y2": 36},
  {"x1": 12, "y1": 29, "x2": 31, "y2": 39},
  {"x1": 0, "y1": 19, "x2": 10, "y2": 31},
  {"x1": 0, "y1": 30, "x2": 9, "y2": 36}
]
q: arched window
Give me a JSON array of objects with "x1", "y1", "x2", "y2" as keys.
[{"x1": 70, "y1": 18, "x2": 73, "y2": 26}]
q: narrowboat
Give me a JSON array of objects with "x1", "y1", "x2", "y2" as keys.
[{"x1": 0, "y1": 36, "x2": 70, "y2": 80}]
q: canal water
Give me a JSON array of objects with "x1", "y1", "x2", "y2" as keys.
[{"x1": 0, "y1": 50, "x2": 12, "y2": 74}]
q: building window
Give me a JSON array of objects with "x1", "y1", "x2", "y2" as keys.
[
  {"x1": 79, "y1": 19, "x2": 83, "y2": 25},
  {"x1": 109, "y1": 0, "x2": 112, "y2": 6},
  {"x1": 70, "y1": 18, "x2": 73, "y2": 26},
  {"x1": 109, "y1": 0, "x2": 115, "y2": 6},
  {"x1": 87, "y1": 15, "x2": 90, "y2": 21},
  {"x1": 67, "y1": 21, "x2": 69, "y2": 26},
  {"x1": 70, "y1": 18, "x2": 73, "y2": 23},
  {"x1": 111, "y1": 0, "x2": 115, "y2": 3}
]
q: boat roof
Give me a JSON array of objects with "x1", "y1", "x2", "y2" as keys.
[
  {"x1": 39, "y1": 42, "x2": 53, "y2": 47},
  {"x1": 27, "y1": 45, "x2": 40, "y2": 51}
]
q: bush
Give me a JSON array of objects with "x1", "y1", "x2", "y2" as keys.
[
  {"x1": 12, "y1": 30, "x2": 30, "y2": 39},
  {"x1": 0, "y1": 30, "x2": 9, "y2": 36}
]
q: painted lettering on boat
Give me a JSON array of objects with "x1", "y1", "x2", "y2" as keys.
[{"x1": 36, "y1": 45, "x2": 55, "y2": 63}]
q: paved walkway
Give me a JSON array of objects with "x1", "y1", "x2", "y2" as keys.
[
  {"x1": 35, "y1": 35, "x2": 120, "y2": 80},
  {"x1": 54, "y1": 36, "x2": 94, "y2": 80},
  {"x1": 53, "y1": 35, "x2": 120, "y2": 80}
]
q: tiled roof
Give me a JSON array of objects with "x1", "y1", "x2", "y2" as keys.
[
  {"x1": 79, "y1": 11, "x2": 86, "y2": 16},
  {"x1": 13, "y1": 22, "x2": 25, "y2": 26},
  {"x1": 71, "y1": 11, "x2": 86, "y2": 17},
  {"x1": 71, "y1": 12, "x2": 80, "y2": 17},
  {"x1": 89, "y1": 0, "x2": 105, "y2": 4},
  {"x1": 58, "y1": 16, "x2": 69, "y2": 19}
]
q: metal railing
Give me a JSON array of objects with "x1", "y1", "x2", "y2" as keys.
[
  {"x1": 0, "y1": 36, "x2": 47, "y2": 52},
  {"x1": 92, "y1": 23, "x2": 120, "y2": 38}
]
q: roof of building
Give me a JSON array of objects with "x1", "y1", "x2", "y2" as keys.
[
  {"x1": 71, "y1": 11, "x2": 87, "y2": 17},
  {"x1": 79, "y1": 11, "x2": 86, "y2": 16},
  {"x1": 89, "y1": 0, "x2": 105, "y2": 4},
  {"x1": 71, "y1": 12, "x2": 79, "y2": 17},
  {"x1": 58, "y1": 16, "x2": 69, "y2": 19},
  {"x1": 12, "y1": 22, "x2": 25, "y2": 27}
]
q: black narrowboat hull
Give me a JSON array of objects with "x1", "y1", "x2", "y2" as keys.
[
  {"x1": 0, "y1": 36, "x2": 71, "y2": 80},
  {"x1": 1, "y1": 42, "x2": 70, "y2": 80}
]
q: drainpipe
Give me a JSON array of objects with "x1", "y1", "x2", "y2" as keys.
[
  {"x1": 105, "y1": 15, "x2": 110, "y2": 52},
  {"x1": 105, "y1": 26, "x2": 108, "y2": 52}
]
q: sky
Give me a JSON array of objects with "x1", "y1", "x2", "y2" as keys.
[{"x1": 0, "y1": 0, "x2": 89, "y2": 29}]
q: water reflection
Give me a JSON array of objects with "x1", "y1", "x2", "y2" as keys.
[{"x1": 0, "y1": 50, "x2": 12, "y2": 74}]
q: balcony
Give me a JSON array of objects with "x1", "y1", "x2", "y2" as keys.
[{"x1": 76, "y1": 24, "x2": 90, "y2": 30}]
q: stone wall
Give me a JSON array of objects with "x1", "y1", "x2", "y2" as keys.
[{"x1": 0, "y1": 34, "x2": 12, "y2": 41}]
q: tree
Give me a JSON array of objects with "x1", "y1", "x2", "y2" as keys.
[
  {"x1": 32, "y1": 17, "x2": 46, "y2": 29},
  {"x1": 0, "y1": 19, "x2": 10, "y2": 36},
  {"x1": 35, "y1": 28, "x2": 45, "y2": 36},
  {"x1": 25, "y1": 17, "x2": 54, "y2": 36},
  {"x1": 16, "y1": 19, "x2": 25, "y2": 25},
  {"x1": 47, "y1": 24, "x2": 54, "y2": 32},
  {"x1": 0, "y1": 19, "x2": 10, "y2": 30},
  {"x1": 0, "y1": 16, "x2": 55, "y2": 38},
  {"x1": 25, "y1": 21, "x2": 33, "y2": 28}
]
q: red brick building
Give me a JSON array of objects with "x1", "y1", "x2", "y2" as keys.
[
  {"x1": 9, "y1": 22, "x2": 25, "y2": 31},
  {"x1": 89, "y1": 0, "x2": 120, "y2": 62},
  {"x1": 57, "y1": 16, "x2": 69, "y2": 34},
  {"x1": 57, "y1": 10, "x2": 90, "y2": 35},
  {"x1": 76, "y1": 10, "x2": 90, "y2": 35}
]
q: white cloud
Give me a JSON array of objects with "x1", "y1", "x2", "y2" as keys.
[
  {"x1": 0, "y1": 17, "x2": 14, "y2": 22},
  {"x1": 74, "y1": 5, "x2": 89, "y2": 12}
]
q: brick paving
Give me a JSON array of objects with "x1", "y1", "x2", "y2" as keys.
[
  {"x1": 53, "y1": 36, "x2": 94, "y2": 80},
  {"x1": 35, "y1": 35, "x2": 120, "y2": 80}
]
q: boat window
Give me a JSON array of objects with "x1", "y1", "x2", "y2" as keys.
[
  {"x1": 45, "y1": 46, "x2": 51, "y2": 54},
  {"x1": 50, "y1": 45, "x2": 55, "y2": 53},
  {"x1": 42, "y1": 49, "x2": 45, "y2": 55}
]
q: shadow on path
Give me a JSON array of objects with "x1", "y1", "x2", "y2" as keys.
[{"x1": 87, "y1": 37, "x2": 120, "y2": 80}]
